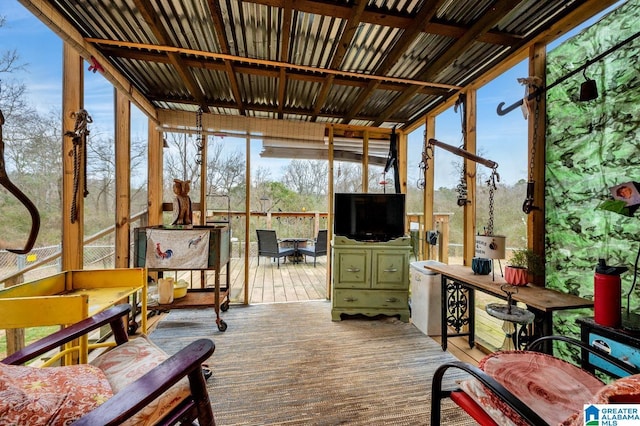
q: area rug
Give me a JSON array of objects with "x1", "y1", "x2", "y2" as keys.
[{"x1": 150, "y1": 301, "x2": 475, "y2": 425}]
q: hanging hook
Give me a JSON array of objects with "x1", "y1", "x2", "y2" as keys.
[
  {"x1": 0, "y1": 110, "x2": 41, "y2": 254},
  {"x1": 497, "y1": 30, "x2": 640, "y2": 116}
]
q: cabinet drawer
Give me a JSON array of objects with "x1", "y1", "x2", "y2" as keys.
[
  {"x1": 372, "y1": 251, "x2": 407, "y2": 289},
  {"x1": 333, "y1": 289, "x2": 408, "y2": 309},
  {"x1": 334, "y1": 250, "x2": 369, "y2": 288},
  {"x1": 587, "y1": 332, "x2": 640, "y2": 377}
]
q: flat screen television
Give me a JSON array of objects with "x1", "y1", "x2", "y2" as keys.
[{"x1": 334, "y1": 193, "x2": 406, "y2": 242}]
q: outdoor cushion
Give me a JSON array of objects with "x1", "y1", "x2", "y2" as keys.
[
  {"x1": 459, "y1": 351, "x2": 604, "y2": 426},
  {"x1": 0, "y1": 362, "x2": 113, "y2": 425},
  {"x1": 562, "y1": 374, "x2": 640, "y2": 425},
  {"x1": 90, "y1": 335, "x2": 191, "y2": 426}
]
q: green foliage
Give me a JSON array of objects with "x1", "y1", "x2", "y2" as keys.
[{"x1": 508, "y1": 248, "x2": 544, "y2": 276}]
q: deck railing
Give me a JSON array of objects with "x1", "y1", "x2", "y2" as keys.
[{"x1": 1, "y1": 210, "x2": 452, "y2": 287}]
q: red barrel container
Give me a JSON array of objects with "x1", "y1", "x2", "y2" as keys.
[{"x1": 594, "y1": 259, "x2": 627, "y2": 328}]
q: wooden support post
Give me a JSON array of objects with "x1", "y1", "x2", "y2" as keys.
[
  {"x1": 528, "y1": 43, "x2": 547, "y2": 286},
  {"x1": 424, "y1": 115, "x2": 436, "y2": 261},
  {"x1": 362, "y1": 130, "x2": 369, "y2": 193},
  {"x1": 61, "y1": 43, "x2": 84, "y2": 270},
  {"x1": 243, "y1": 134, "x2": 251, "y2": 305},
  {"x1": 115, "y1": 89, "x2": 131, "y2": 268},
  {"x1": 463, "y1": 88, "x2": 477, "y2": 267},
  {"x1": 327, "y1": 126, "x2": 335, "y2": 299},
  {"x1": 148, "y1": 122, "x2": 163, "y2": 226}
]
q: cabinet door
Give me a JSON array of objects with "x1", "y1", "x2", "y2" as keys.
[
  {"x1": 371, "y1": 250, "x2": 407, "y2": 289},
  {"x1": 334, "y1": 250, "x2": 369, "y2": 288}
]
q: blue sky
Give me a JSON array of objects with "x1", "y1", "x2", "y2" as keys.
[{"x1": 0, "y1": 1, "x2": 620, "y2": 188}]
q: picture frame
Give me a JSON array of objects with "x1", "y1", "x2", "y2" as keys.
[{"x1": 610, "y1": 181, "x2": 640, "y2": 207}]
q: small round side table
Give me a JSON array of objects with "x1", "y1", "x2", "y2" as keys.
[{"x1": 486, "y1": 284, "x2": 535, "y2": 350}]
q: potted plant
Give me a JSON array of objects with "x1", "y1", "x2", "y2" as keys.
[{"x1": 505, "y1": 248, "x2": 544, "y2": 286}]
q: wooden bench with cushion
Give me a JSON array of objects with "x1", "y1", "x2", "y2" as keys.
[{"x1": 0, "y1": 304, "x2": 215, "y2": 426}]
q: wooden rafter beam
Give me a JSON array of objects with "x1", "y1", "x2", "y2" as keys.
[
  {"x1": 310, "y1": 0, "x2": 369, "y2": 121},
  {"x1": 373, "y1": 0, "x2": 524, "y2": 126},
  {"x1": 245, "y1": 0, "x2": 523, "y2": 46},
  {"x1": 401, "y1": 0, "x2": 620, "y2": 132},
  {"x1": 149, "y1": 95, "x2": 410, "y2": 124},
  {"x1": 96, "y1": 45, "x2": 451, "y2": 97},
  {"x1": 86, "y1": 38, "x2": 462, "y2": 90},
  {"x1": 341, "y1": 0, "x2": 444, "y2": 124},
  {"x1": 18, "y1": 0, "x2": 157, "y2": 122},
  {"x1": 133, "y1": 0, "x2": 209, "y2": 113},
  {"x1": 278, "y1": 0, "x2": 293, "y2": 119},
  {"x1": 207, "y1": 0, "x2": 245, "y2": 115}
]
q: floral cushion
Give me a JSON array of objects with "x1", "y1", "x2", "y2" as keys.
[
  {"x1": 562, "y1": 374, "x2": 640, "y2": 425},
  {"x1": 0, "y1": 362, "x2": 113, "y2": 425},
  {"x1": 459, "y1": 351, "x2": 604, "y2": 426},
  {"x1": 90, "y1": 335, "x2": 191, "y2": 426}
]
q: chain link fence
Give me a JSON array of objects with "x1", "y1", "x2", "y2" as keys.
[{"x1": 0, "y1": 245, "x2": 118, "y2": 288}]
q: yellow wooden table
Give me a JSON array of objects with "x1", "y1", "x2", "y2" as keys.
[{"x1": 0, "y1": 268, "x2": 146, "y2": 364}]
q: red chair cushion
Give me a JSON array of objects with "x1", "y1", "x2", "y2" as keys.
[
  {"x1": 459, "y1": 351, "x2": 604, "y2": 426},
  {"x1": 450, "y1": 390, "x2": 499, "y2": 426}
]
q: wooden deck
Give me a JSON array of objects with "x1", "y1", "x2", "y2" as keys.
[
  {"x1": 166, "y1": 254, "x2": 488, "y2": 365},
  {"x1": 169, "y1": 255, "x2": 329, "y2": 305}
]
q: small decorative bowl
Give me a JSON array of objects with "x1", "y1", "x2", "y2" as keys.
[
  {"x1": 173, "y1": 281, "x2": 189, "y2": 299},
  {"x1": 472, "y1": 257, "x2": 492, "y2": 275}
]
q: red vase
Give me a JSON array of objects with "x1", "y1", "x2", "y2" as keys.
[{"x1": 505, "y1": 267, "x2": 528, "y2": 286}]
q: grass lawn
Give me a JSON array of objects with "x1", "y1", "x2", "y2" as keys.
[{"x1": 1, "y1": 326, "x2": 60, "y2": 359}]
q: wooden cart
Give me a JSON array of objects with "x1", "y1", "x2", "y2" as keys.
[{"x1": 134, "y1": 224, "x2": 231, "y2": 331}]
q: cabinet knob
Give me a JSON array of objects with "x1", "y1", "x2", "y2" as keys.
[
  {"x1": 384, "y1": 265, "x2": 398, "y2": 272},
  {"x1": 347, "y1": 267, "x2": 361, "y2": 273},
  {"x1": 386, "y1": 297, "x2": 399, "y2": 303},
  {"x1": 344, "y1": 297, "x2": 358, "y2": 302}
]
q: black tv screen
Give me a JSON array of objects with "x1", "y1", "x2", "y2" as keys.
[{"x1": 334, "y1": 193, "x2": 406, "y2": 242}]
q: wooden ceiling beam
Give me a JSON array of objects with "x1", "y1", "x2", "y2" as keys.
[
  {"x1": 87, "y1": 38, "x2": 461, "y2": 90},
  {"x1": 401, "y1": 0, "x2": 620, "y2": 132},
  {"x1": 341, "y1": 0, "x2": 444, "y2": 124},
  {"x1": 150, "y1": 96, "x2": 409, "y2": 124},
  {"x1": 18, "y1": 0, "x2": 158, "y2": 122},
  {"x1": 97, "y1": 45, "x2": 450, "y2": 96},
  {"x1": 207, "y1": 0, "x2": 245, "y2": 115},
  {"x1": 246, "y1": 0, "x2": 522, "y2": 46},
  {"x1": 133, "y1": 0, "x2": 210, "y2": 112},
  {"x1": 310, "y1": 0, "x2": 369, "y2": 121},
  {"x1": 373, "y1": 0, "x2": 525, "y2": 126},
  {"x1": 278, "y1": 0, "x2": 294, "y2": 119}
]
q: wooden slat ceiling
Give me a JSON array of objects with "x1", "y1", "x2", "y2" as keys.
[{"x1": 20, "y1": 0, "x2": 618, "y2": 133}]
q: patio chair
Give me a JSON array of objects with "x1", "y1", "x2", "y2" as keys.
[
  {"x1": 431, "y1": 335, "x2": 640, "y2": 425},
  {"x1": 1, "y1": 304, "x2": 215, "y2": 426},
  {"x1": 298, "y1": 229, "x2": 328, "y2": 267},
  {"x1": 256, "y1": 229, "x2": 295, "y2": 268}
]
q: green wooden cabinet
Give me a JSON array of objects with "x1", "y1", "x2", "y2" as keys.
[{"x1": 331, "y1": 236, "x2": 411, "y2": 322}]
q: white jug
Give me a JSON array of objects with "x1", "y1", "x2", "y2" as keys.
[{"x1": 158, "y1": 277, "x2": 174, "y2": 304}]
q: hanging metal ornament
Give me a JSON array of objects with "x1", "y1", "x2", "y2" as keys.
[
  {"x1": 195, "y1": 108, "x2": 204, "y2": 165},
  {"x1": 454, "y1": 94, "x2": 469, "y2": 206},
  {"x1": 517, "y1": 77, "x2": 541, "y2": 214},
  {"x1": 486, "y1": 166, "x2": 500, "y2": 236},
  {"x1": 417, "y1": 128, "x2": 431, "y2": 190}
]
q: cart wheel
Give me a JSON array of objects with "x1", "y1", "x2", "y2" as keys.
[
  {"x1": 221, "y1": 300, "x2": 230, "y2": 311},
  {"x1": 128, "y1": 321, "x2": 139, "y2": 335},
  {"x1": 217, "y1": 320, "x2": 228, "y2": 332}
]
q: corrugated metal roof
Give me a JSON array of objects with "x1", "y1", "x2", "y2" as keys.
[{"x1": 23, "y1": 0, "x2": 619, "y2": 131}]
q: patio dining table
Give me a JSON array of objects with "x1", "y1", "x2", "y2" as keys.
[{"x1": 279, "y1": 237, "x2": 309, "y2": 263}]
